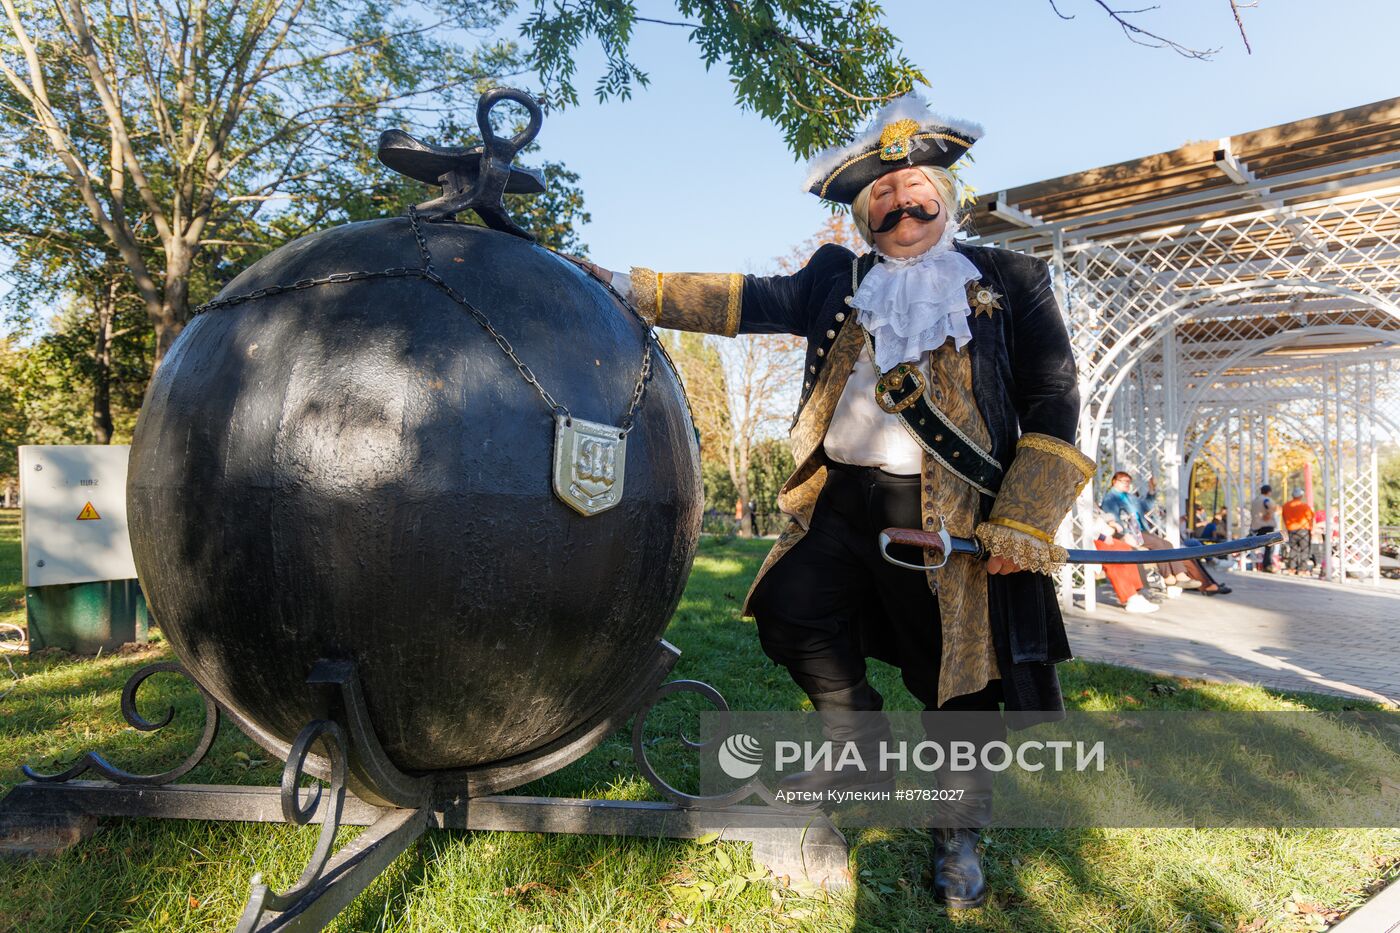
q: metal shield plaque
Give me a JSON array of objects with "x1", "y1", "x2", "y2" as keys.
[{"x1": 552, "y1": 415, "x2": 626, "y2": 516}]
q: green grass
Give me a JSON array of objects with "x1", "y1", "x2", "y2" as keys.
[
  {"x1": 1, "y1": 533, "x2": 1396, "y2": 932},
  {"x1": 0, "y1": 511, "x2": 24, "y2": 643}
]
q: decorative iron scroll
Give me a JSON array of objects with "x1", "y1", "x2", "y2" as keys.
[
  {"x1": 631, "y1": 679, "x2": 800, "y2": 811},
  {"x1": 236, "y1": 719, "x2": 349, "y2": 931},
  {"x1": 22, "y1": 661, "x2": 220, "y2": 786}
]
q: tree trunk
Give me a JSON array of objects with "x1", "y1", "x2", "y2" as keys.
[
  {"x1": 151, "y1": 312, "x2": 183, "y2": 373},
  {"x1": 90, "y1": 322, "x2": 113, "y2": 445},
  {"x1": 91, "y1": 278, "x2": 117, "y2": 444},
  {"x1": 733, "y1": 443, "x2": 753, "y2": 538},
  {"x1": 152, "y1": 252, "x2": 191, "y2": 373}
]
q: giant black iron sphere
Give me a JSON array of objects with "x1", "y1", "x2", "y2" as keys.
[{"x1": 127, "y1": 216, "x2": 703, "y2": 773}]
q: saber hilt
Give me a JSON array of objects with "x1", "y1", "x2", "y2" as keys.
[{"x1": 877, "y1": 526, "x2": 988, "y2": 571}]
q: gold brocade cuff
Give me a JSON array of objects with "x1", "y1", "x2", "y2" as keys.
[
  {"x1": 975, "y1": 433, "x2": 1095, "y2": 575},
  {"x1": 629, "y1": 267, "x2": 660, "y2": 325},
  {"x1": 627, "y1": 267, "x2": 742, "y2": 336}
]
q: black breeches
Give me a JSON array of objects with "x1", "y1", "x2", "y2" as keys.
[{"x1": 750, "y1": 460, "x2": 1002, "y2": 713}]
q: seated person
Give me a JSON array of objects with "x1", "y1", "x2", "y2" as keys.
[
  {"x1": 1099, "y1": 471, "x2": 1200, "y2": 590},
  {"x1": 1100, "y1": 472, "x2": 1231, "y2": 596},
  {"x1": 1090, "y1": 509, "x2": 1158, "y2": 614}
]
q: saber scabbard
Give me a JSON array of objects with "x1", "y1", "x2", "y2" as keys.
[{"x1": 878, "y1": 526, "x2": 1285, "y2": 572}]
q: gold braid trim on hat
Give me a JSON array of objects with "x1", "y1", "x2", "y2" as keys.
[
  {"x1": 818, "y1": 132, "x2": 975, "y2": 198},
  {"x1": 626, "y1": 269, "x2": 742, "y2": 337}
]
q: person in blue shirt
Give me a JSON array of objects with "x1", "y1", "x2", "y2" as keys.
[
  {"x1": 1099, "y1": 471, "x2": 1155, "y2": 541},
  {"x1": 1099, "y1": 470, "x2": 1202, "y2": 590}
]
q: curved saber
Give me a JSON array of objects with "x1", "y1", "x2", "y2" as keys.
[{"x1": 878, "y1": 527, "x2": 1285, "y2": 572}]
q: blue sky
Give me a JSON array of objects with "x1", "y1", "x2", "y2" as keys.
[{"x1": 526, "y1": 0, "x2": 1400, "y2": 274}]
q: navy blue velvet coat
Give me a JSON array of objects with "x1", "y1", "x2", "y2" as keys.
[{"x1": 736, "y1": 241, "x2": 1079, "y2": 716}]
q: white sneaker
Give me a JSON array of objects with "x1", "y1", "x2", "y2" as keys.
[
  {"x1": 1124, "y1": 594, "x2": 1160, "y2": 614},
  {"x1": 1164, "y1": 585, "x2": 1183, "y2": 599}
]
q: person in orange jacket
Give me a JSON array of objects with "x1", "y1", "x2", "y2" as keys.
[{"x1": 1280, "y1": 488, "x2": 1315, "y2": 575}]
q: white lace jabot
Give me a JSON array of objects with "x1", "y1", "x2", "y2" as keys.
[{"x1": 850, "y1": 224, "x2": 981, "y2": 373}]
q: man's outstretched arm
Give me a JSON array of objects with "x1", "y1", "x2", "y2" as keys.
[{"x1": 578, "y1": 244, "x2": 853, "y2": 338}]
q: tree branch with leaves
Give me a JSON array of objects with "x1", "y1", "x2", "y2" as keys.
[{"x1": 1, "y1": 0, "x2": 522, "y2": 367}]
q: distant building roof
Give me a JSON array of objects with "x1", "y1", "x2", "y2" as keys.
[{"x1": 965, "y1": 97, "x2": 1400, "y2": 242}]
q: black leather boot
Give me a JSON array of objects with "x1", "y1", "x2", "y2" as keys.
[
  {"x1": 776, "y1": 678, "x2": 895, "y2": 800},
  {"x1": 922, "y1": 710, "x2": 997, "y2": 910},
  {"x1": 929, "y1": 766, "x2": 992, "y2": 909},
  {"x1": 930, "y1": 823, "x2": 989, "y2": 909}
]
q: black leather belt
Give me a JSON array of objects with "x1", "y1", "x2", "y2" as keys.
[{"x1": 864, "y1": 329, "x2": 1004, "y2": 496}]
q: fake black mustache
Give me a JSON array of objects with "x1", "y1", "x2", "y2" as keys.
[{"x1": 872, "y1": 202, "x2": 942, "y2": 234}]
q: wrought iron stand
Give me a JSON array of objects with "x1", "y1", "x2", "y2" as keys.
[{"x1": 0, "y1": 645, "x2": 849, "y2": 932}]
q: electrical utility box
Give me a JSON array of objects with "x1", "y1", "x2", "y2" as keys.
[{"x1": 19, "y1": 445, "x2": 147, "y2": 653}]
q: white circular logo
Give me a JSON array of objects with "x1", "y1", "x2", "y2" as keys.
[{"x1": 717, "y1": 733, "x2": 764, "y2": 779}]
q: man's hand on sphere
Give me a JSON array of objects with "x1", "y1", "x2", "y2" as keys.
[{"x1": 563, "y1": 255, "x2": 611, "y2": 284}]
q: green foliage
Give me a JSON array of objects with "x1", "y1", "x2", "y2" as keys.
[
  {"x1": 701, "y1": 459, "x2": 737, "y2": 518},
  {"x1": 1380, "y1": 447, "x2": 1400, "y2": 526},
  {"x1": 0, "y1": 0, "x2": 592, "y2": 474},
  {"x1": 0, "y1": 0, "x2": 529, "y2": 359},
  {"x1": 0, "y1": 340, "x2": 29, "y2": 478},
  {"x1": 521, "y1": 1, "x2": 926, "y2": 157},
  {"x1": 747, "y1": 436, "x2": 794, "y2": 535},
  {"x1": 697, "y1": 439, "x2": 793, "y2": 536}
]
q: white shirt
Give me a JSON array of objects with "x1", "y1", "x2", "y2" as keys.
[
  {"x1": 823, "y1": 341, "x2": 925, "y2": 475},
  {"x1": 1250, "y1": 494, "x2": 1276, "y2": 528}
]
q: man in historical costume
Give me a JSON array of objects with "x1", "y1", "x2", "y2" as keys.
[{"x1": 590, "y1": 94, "x2": 1092, "y2": 909}]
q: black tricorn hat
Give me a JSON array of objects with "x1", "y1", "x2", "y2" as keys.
[{"x1": 802, "y1": 93, "x2": 982, "y2": 205}]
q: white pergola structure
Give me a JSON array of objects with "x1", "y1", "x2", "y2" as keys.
[{"x1": 963, "y1": 98, "x2": 1400, "y2": 610}]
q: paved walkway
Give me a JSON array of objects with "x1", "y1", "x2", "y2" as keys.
[{"x1": 1065, "y1": 568, "x2": 1400, "y2": 704}]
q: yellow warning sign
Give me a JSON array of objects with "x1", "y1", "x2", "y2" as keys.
[{"x1": 76, "y1": 502, "x2": 101, "y2": 521}]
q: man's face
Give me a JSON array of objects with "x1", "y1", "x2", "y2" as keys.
[
  {"x1": 1113, "y1": 475, "x2": 1132, "y2": 492},
  {"x1": 869, "y1": 167, "x2": 948, "y2": 258}
]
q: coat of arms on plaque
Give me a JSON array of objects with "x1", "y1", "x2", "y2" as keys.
[{"x1": 552, "y1": 415, "x2": 627, "y2": 516}]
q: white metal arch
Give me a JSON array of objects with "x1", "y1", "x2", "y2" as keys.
[
  {"x1": 1078, "y1": 282, "x2": 1400, "y2": 463},
  {"x1": 1177, "y1": 325, "x2": 1400, "y2": 435},
  {"x1": 1077, "y1": 278, "x2": 1400, "y2": 391}
]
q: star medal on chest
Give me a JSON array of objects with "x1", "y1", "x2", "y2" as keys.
[{"x1": 967, "y1": 280, "x2": 1004, "y2": 319}]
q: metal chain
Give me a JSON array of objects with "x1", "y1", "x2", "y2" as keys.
[{"x1": 194, "y1": 209, "x2": 655, "y2": 436}]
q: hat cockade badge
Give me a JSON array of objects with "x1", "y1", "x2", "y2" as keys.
[
  {"x1": 879, "y1": 118, "x2": 921, "y2": 161},
  {"x1": 968, "y1": 281, "x2": 1004, "y2": 319}
]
